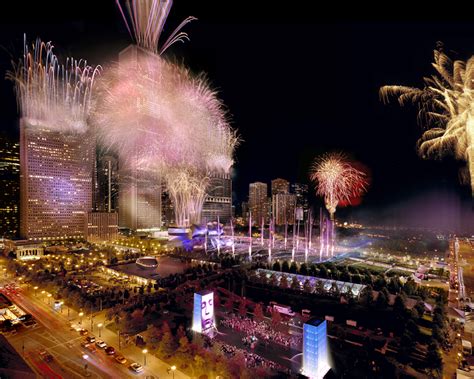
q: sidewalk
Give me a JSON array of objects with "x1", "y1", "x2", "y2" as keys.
[{"x1": 90, "y1": 311, "x2": 190, "y2": 379}]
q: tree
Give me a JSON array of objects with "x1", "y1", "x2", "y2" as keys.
[
  {"x1": 130, "y1": 309, "x2": 146, "y2": 332},
  {"x1": 281, "y1": 260, "x2": 290, "y2": 272},
  {"x1": 238, "y1": 300, "x2": 247, "y2": 318},
  {"x1": 280, "y1": 274, "x2": 289, "y2": 289},
  {"x1": 303, "y1": 279, "x2": 313, "y2": 293},
  {"x1": 426, "y1": 341, "x2": 443, "y2": 371},
  {"x1": 315, "y1": 280, "x2": 325, "y2": 295},
  {"x1": 290, "y1": 276, "x2": 301, "y2": 290},
  {"x1": 158, "y1": 326, "x2": 176, "y2": 357},
  {"x1": 271, "y1": 309, "x2": 282, "y2": 329},
  {"x1": 269, "y1": 273, "x2": 278, "y2": 287},
  {"x1": 289, "y1": 261, "x2": 298, "y2": 274},
  {"x1": 376, "y1": 291, "x2": 388, "y2": 309},
  {"x1": 224, "y1": 297, "x2": 234, "y2": 313},
  {"x1": 147, "y1": 324, "x2": 162, "y2": 350},
  {"x1": 393, "y1": 295, "x2": 406, "y2": 315},
  {"x1": 299, "y1": 263, "x2": 308, "y2": 276},
  {"x1": 254, "y1": 303, "x2": 264, "y2": 322},
  {"x1": 360, "y1": 285, "x2": 373, "y2": 306},
  {"x1": 272, "y1": 261, "x2": 281, "y2": 271}
]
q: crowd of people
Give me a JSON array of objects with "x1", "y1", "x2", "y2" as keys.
[
  {"x1": 220, "y1": 342, "x2": 286, "y2": 371},
  {"x1": 220, "y1": 316, "x2": 302, "y2": 349}
]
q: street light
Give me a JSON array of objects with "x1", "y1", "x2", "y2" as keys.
[
  {"x1": 98, "y1": 323, "x2": 103, "y2": 338},
  {"x1": 79, "y1": 312, "x2": 84, "y2": 325},
  {"x1": 33, "y1": 286, "x2": 38, "y2": 296},
  {"x1": 47, "y1": 293, "x2": 52, "y2": 305},
  {"x1": 171, "y1": 365, "x2": 176, "y2": 379},
  {"x1": 142, "y1": 349, "x2": 147, "y2": 366}
]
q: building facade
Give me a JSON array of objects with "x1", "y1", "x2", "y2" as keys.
[
  {"x1": 271, "y1": 178, "x2": 289, "y2": 195},
  {"x1": 94, "y1": 153, "x2": 118, "y2": 213},
  {"x1": 201, "y1": 173, "x2": 232, "y2": 225},
  {"x1": 272, "y1": 193, "x2": 296, "y2": 225},
  {"x1": 117, "y1": 45, "x2": 162, "y2": 232},
  {"x1": 20, "y1": 122, "x2": 93, "y2": 241},
  {"x1": 87, "y1": 212, "x2": 118, "y2": 243},
  {"x1": 302, "y1": 318, "x2": 330, "y2": 379},
  {"x1": 0, "y1": 134, "x2": 20, "y2": 238},
  {"x1": 249, "y1": 182, "x2": 268, "y2": 224},
  {"x1": 291, "y1": 182, "x2": 309, "y2": 218}
]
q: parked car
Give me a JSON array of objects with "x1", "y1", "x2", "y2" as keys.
[
  {"x1": 39, "y1": 349, "x2": 54, "y2": 362},
  {"x1": 79, "y1": 329, "x2": 89, "y2": 336},
  {"x1": 96, "y1": 340, "x2": 107, "y2": 349},
  {"x1": 129, "y1": 362, "x2": 144, "y2": 373},
  {"x1": 115, "y1": 355, "x2": 127, "y2": 364},
  {"x1": 86, "y1": 336, "x2": 96, "y2": 343},
  {"x1": 105, "y1": 346, "x2": 115, "y2": 355}
]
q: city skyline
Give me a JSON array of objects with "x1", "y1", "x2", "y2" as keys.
[{"x1": 0, "y1": 3, "x2": 473, "y2": 233}]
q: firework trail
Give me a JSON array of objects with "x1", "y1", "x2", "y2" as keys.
[
  {"x1": 8, "y1": 35, "x2": 101, "y2": 133},
  {"x1": 116, "y1": 0, "x2": 197, "y2": 55},
  {"x1": 380, "y1": 48, "x2": 474, "y2": 196}
]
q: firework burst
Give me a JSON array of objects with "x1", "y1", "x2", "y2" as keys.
[
  {"x1": 94, "y1": 50, "x2": 237, "y2": 226},
  {"x1": 310, "y1": 152, "x2": 368, "y2": 218},
  {"x1": 380, "y1": 48, "x2": 474, "y2": 195},
  {"x1": 8, "y1": 35, "x2": 101, "y2": 133}
]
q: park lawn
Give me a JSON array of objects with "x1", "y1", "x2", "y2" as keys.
[{"x1": 352, "y1": 262, "x2": 387, "y2": 274}]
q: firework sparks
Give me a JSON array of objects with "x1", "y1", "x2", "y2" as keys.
[
  {"x1": 380, "y1": 48, "x2": 474, "y2": 195},
  {"x1": 116, "y1": 0, "x2": 196, "y2": 54},
  {"x1": 8, "y1": 35, "x2": 101, "y2": 133},
  {"x1": 310, "y1": 152, "x2": 368, "y2": 218},
  {"x1": 94, "y1": 51, "x2": 237, "y2": 227}
]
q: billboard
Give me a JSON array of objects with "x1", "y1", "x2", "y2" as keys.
[{"x1": 192, "y1": 290, "x2": 215, "y2": 334}]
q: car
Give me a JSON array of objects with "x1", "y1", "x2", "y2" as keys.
[
  {"x1": 81, "y1": 341, "x2": 91, "y2": 348},
  {"x1": 86, "y1": 336, "x2": 96, "y2": 343},
  {"x1": 79, "y1": 329, "x2": 89, "y2": 336},
  {"x1": 86, "y1": 344, "x2": 97, "y2": 353},
  {"x1": 129, "y1": 363, "x2": 144, "y2": 373},
  {"x1": 105, "y1": 346, "x2": 115, "y2": 355},
  {"x1": 95, "y1": 340, "x2": 107, "y2": 349},
  {"x1": 39, "y1": 349, "x2": 54, "y2": 362},
  {"x1": 115, "y1": 355, "x2": 127, "y2": 364}
]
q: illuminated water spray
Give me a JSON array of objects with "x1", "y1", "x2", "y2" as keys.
[{"x1": 310, "y1": 153, "x2": 368, "y2": 257}]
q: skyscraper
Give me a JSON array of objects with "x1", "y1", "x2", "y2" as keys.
[
  {"x1": 94, "y1": 153, "x2": 118, "y2": 213},
  {"x1": 118, "y1": 166, "x2": 161, "y2": 231},
  {"x1": 201, "y1": 172, "x2": 232, "y2": 224},
  {"x1": 117, "y1": 45, "x2": 162, "y2": 232},
  {"x1": 20, "y1": 123, "x2": 93, "y2": 240},
  {"x1": 291, "y1": 182, "x2": 309, "y2": 218},
  {"x1": 0, "y1": 134, "x2": 20, "y2": 238},
  {"x1": 271, "y1": 178, "x2": 289, "y2": 195},
  {"x1": 272, "y1": 193, "x2": 296, "y2": 226},
  {"x1": 249, "y1": 182, "x2": 268, "y2": 224}
]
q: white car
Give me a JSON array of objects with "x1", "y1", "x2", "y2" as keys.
[
  {"x1": 129, "y1": 363, "x2": 144, "y2": 373},
  {"x1": 95, "y1": 340, "x2": 107, "y2": 349}
]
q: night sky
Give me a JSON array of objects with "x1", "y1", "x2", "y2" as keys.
[{"x1": 1, "y1": 2, "x2": 473, "y2": 232}]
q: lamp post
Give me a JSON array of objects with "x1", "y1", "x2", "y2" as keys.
[
  {"x1": 47, "y1": 293, "x2": 52, "y2": 305},
  {"x1": 79, "y1": 312, "x2": 84, "y2": 325},
  {"x1": 33, "y1": 286, "x2": 38, "y2": 296},
  {"x1": 98, "y1": 323, "x2": 103, "y2": 338},
  {"x1": 171, "y1": 365, "x2": 176, "y2": 379},
  {"x1": 59, "y1": 301, "x2": 64, "y2": 313},
  {"x1": 142, "y1": 349, "x2": 147, "y2": 366},
  {"x1": 41, "y1": 290, "x2": 45, "y2": 302}
]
